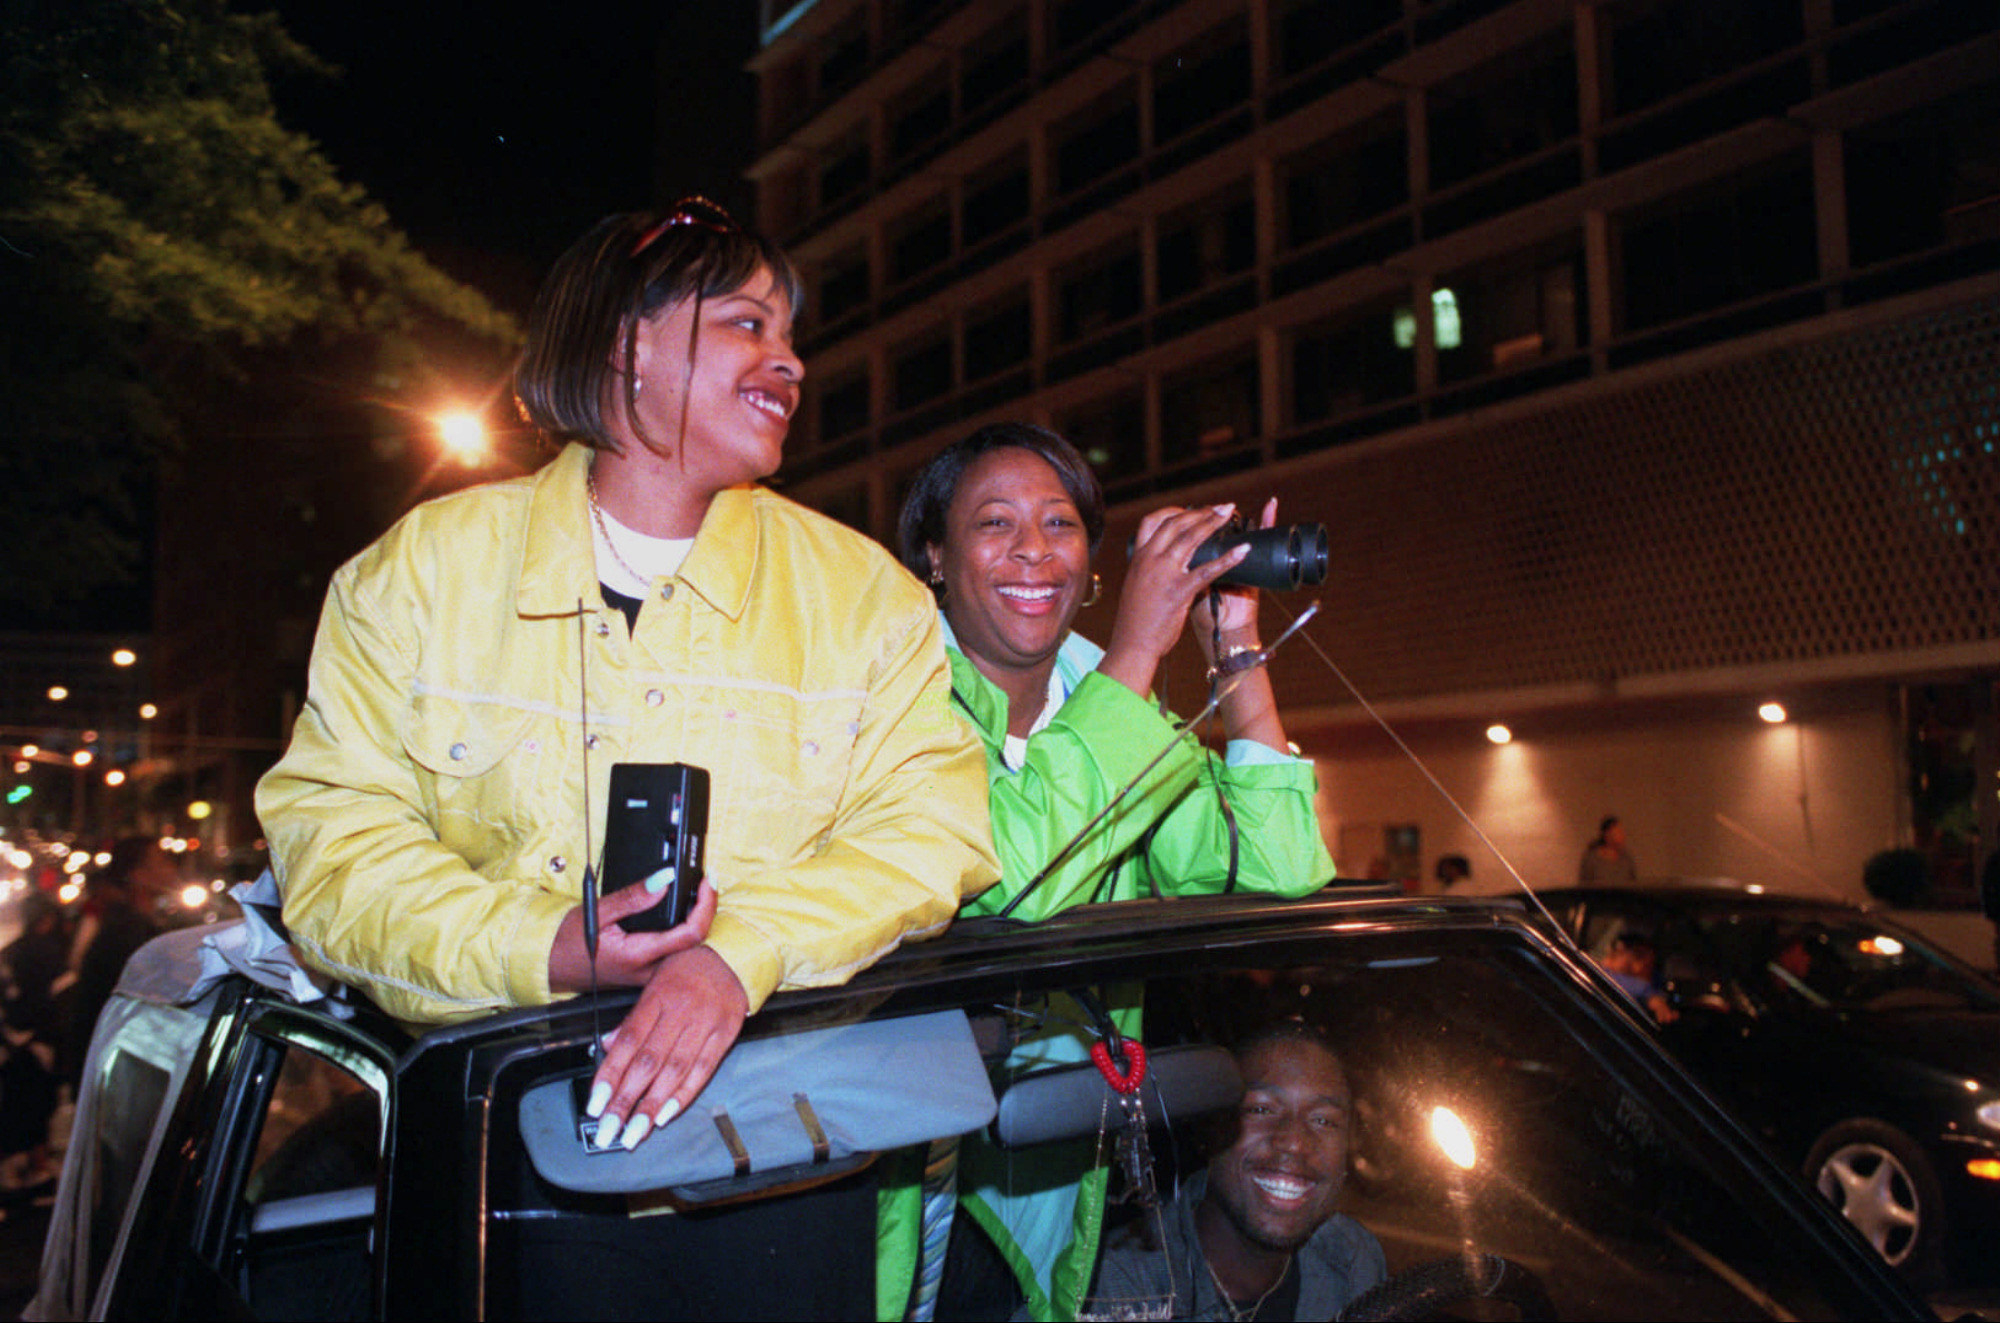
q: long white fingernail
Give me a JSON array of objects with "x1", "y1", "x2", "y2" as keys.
[
  {"x1": 654, "y1": 1098, "x2": 682, "y2": 1128},
  {"x1": 619, "y1": 1112, "x2": 652, "y2": 1150},
  {"x1": 586, "y1": 1080, "x2": 612, "y2": 1119}
]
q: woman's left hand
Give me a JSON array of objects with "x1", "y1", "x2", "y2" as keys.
[
  {"x1": 583, "y1": 944, "x2": 750, "y2": 1150},
  {"x1": 1191, "y1": 497, "x2": 1276, "y2": 664}
]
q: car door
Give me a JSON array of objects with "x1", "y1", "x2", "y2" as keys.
[{"x1": 127, "y1": 1000, "x2": 395, "y2": 1322}]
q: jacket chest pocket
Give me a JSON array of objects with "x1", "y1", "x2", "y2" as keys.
[
  {"x1": 702, "y1": 691, "x2": 865, "y2": 863},
  {"x1": 400, "y1": 692, "x2": 551, "y2": 859}
]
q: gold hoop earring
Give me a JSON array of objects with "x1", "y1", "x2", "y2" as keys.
[{"x1": 1081, "y1": 573, "x2": 1102, "y2": 608}]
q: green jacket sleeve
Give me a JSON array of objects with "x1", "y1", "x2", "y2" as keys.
[{"x1": 954, "y1": 649, "x2": 1333, "y2": 920}]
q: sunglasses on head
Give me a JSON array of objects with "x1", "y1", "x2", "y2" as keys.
[{"x1": 630, "y1": 196, "x2": 740, "y2": 256}]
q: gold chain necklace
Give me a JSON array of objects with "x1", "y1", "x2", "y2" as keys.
[
  {"x1": 1202, "y1": 1250, "x2": 1294, "y2": 1322},
  {"x1": 586, "y1": 468, "x2": 652, "y2": 590}
]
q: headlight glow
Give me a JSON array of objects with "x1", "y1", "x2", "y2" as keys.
[{"x1": 1432, "y1": 1106, "x2": 1476, "y2": 1170}]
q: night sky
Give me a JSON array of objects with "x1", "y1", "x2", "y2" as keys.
[{"x1": 268, "y1": 2, "x2": 763, "y2": 317}]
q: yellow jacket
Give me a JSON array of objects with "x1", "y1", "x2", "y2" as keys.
[{"x1": 256, "y1": 444, "x2": 997, "y2": 1023}]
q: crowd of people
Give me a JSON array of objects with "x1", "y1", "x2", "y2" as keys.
[{"x1": 0, "y1": 836, "x2": 182, "y2": 1198}]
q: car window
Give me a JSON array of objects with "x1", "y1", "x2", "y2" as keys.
[
  {"x1": 43, "y1": 993, "x2": 215, "y2": 1321},
  {"x1": 85, "y1": 1046, "x2": 173, "y2": 1300},
  {"x1": 224, "y1": 1036, "x2": 385, "y2": 1322},
  {"x1": 1693, "y1": 910, "x2": 2000, "y2": 1015},
  {"x1": 476, "y1": 920, "x2": 1899, "y2": 1321},
  {"x1": 1023, "y1": 942, "x2": 1876, "y2": 1321}
]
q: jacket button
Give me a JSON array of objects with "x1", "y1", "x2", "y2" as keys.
[
  {"x1": 586, "y1": 733, "x2": 600, "y2": 749},
  {"x1": 659, "y1": 582, "x2": 675, "y2": 602},
  {"x1": 594, "y1": 619, "x2": 611, "y2": 637},
  {"x1": 448, "y1": 742, "x2": 468, "y2": 761},
  {"x1": 549, "y1": 856, "x2": 565, "y2": 873},
  {"x1": 645, "y1": 689, "x2": 665, "y2": 707}
]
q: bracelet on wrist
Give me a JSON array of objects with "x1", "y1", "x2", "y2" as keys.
[{"x1": 1206, "y1": 644, "x2": 1266, "y2": 683}]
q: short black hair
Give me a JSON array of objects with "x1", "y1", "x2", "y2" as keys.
[
  {"x1": 514, "y1": 204, "x2": 803, "y2": 454},
  {"x1": 895, "y1": 422, "x2": 1106, "y2": 593},
  {"x1": 1233, "y1": 1017, "x2": 1344, "y2": 1068}
]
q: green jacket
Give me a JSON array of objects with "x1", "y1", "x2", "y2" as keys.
[{"x1": 951, "y1": 629, "x2": 1334, "y2": 919}]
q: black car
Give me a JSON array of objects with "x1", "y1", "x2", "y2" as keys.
[
  {"x1": 33, "y1": 890, "x2": 1925, "y2": 1320},
  {"x1": 1540, "y1": 885, "x2": 2000, "y2": 1288}
]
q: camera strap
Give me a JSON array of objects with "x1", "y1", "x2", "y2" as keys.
[{"x1": 996, "y1": 602, "x2": 1320, "y2": 919}]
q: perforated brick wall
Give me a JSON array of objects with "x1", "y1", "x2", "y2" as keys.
[{"x1": 1249, "y1": 294, "x2": 2000, "y2": 706}]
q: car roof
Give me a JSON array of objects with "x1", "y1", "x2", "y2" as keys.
[
  {"x1": 152, "y1": 884, "x2": 1562, "y2": 1078},
  {"x1": 1533, "y1": 883, "x2": 1876, "y2": 914},
  {"x1": 396, "y1": 884, "x2": 1520, "y2": 1065}
]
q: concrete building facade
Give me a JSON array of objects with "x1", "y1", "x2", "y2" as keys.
[{"x1": 747, "y1": 0, "x2": 2000, "y2": 943}]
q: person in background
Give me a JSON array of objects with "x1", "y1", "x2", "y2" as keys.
[
  {"x1": 1, "y1": 889, "x2": 70, "y2": 1189},
  {"x1": 1579, "y1": 815, "x2": 1638, "y2": 886},
  {"x1": 67, "y1": 837, "x2": 175, "y2": 1083},
  {"x1": 1598, "y1": 931, "x2": 1678, "y2": 1026},
  {"x1": 257, "y1": 199, "x2": 996, "y2": 1155},
  {"x1": 1980, "y1": 849, "x2": 2000, "y2": 973},
  {"x1": 1432, "y1": 854, "x2": 1471, "y2": 894}
]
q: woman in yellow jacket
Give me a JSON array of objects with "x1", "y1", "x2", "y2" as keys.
[{"x1": 257, "y1": 201, "x2": 997, "y2": 1149}]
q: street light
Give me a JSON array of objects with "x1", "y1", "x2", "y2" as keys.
[
  {"x1": 438, "y1": 410, "x2": 488, "y2": 464},
  {"x1": 111, "y1": 648, "x2": 137, "y2": 667}
]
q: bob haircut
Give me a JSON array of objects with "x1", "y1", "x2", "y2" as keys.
[
  {"x1": 513, "y1": 203, "x2": 804, "y2": 453},
  {"x1": 896, "y1": 422, "x2": 1107, "y2": 592}
]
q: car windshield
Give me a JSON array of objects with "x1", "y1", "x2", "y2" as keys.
[{"x1": 478, "y1": 911, "x2": 1901, "y2": 1321}]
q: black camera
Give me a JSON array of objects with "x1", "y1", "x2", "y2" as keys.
[
  {"x1": 1188, "y1": 518, "x2": 1328, "y2": 590},
  {"x1": 601, "y1": 762, "x2": 708, "y2": 932}
]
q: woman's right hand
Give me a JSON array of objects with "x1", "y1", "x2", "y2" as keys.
[
  {"x1": 1098, "y1": 504, "x2": 1249, "y2": 699},
  {"x1": 547, "y1": 876, "x2": 718, "y2": 993}
]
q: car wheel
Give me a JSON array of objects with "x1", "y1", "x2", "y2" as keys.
[{"x1": 1804, "y1": 1119, "x2": 1944, "y2": 1282}]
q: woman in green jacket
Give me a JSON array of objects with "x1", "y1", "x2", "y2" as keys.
[
  {"x1": 898, "y1": 421, "x2": 1331, "y2": 919},
  {"x1": 884, "y1": 423, "x2": 1332, "y2": 1320}
]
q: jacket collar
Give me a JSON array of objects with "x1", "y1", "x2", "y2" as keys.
[
  {"x1": 675, "y1": 484, "x2": 759, "y2": 622},
  {"x1": 516, "y1": 444, "x2": 596, "y2": 617},
  {"x1": 515, "y1": 444, "x2": 760, "y2": 622},
  {"x1": 940, "y1": 618, "x2": 1104, "y2": 741}
]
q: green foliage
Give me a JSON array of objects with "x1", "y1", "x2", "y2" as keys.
[
  {"x1": 4, "y1": 0, "x2": 514, "y2": 348},
  {"x1": 0, "y1": 0, "x2": 517, "y2": 620}
]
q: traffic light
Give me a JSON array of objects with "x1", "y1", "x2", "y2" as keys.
[{"x1": 6, "y1": 785, "x2": 30, "y2": 804}]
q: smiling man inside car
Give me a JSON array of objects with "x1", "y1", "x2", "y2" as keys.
[{"x1": 1085, "y1": 1021, "x2": 1385, "y2": 1321}]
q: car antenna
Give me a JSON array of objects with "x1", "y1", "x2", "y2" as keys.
[
  {"x1": 1258, "y1": 594, "x2": 1571, "y2": 941},
  {"x1": 578, "y1": 600, "x2": 604, "y2": 1064},
  {"x1": 998, "y1": 602, "x2": 1322, "y2": 918}
]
